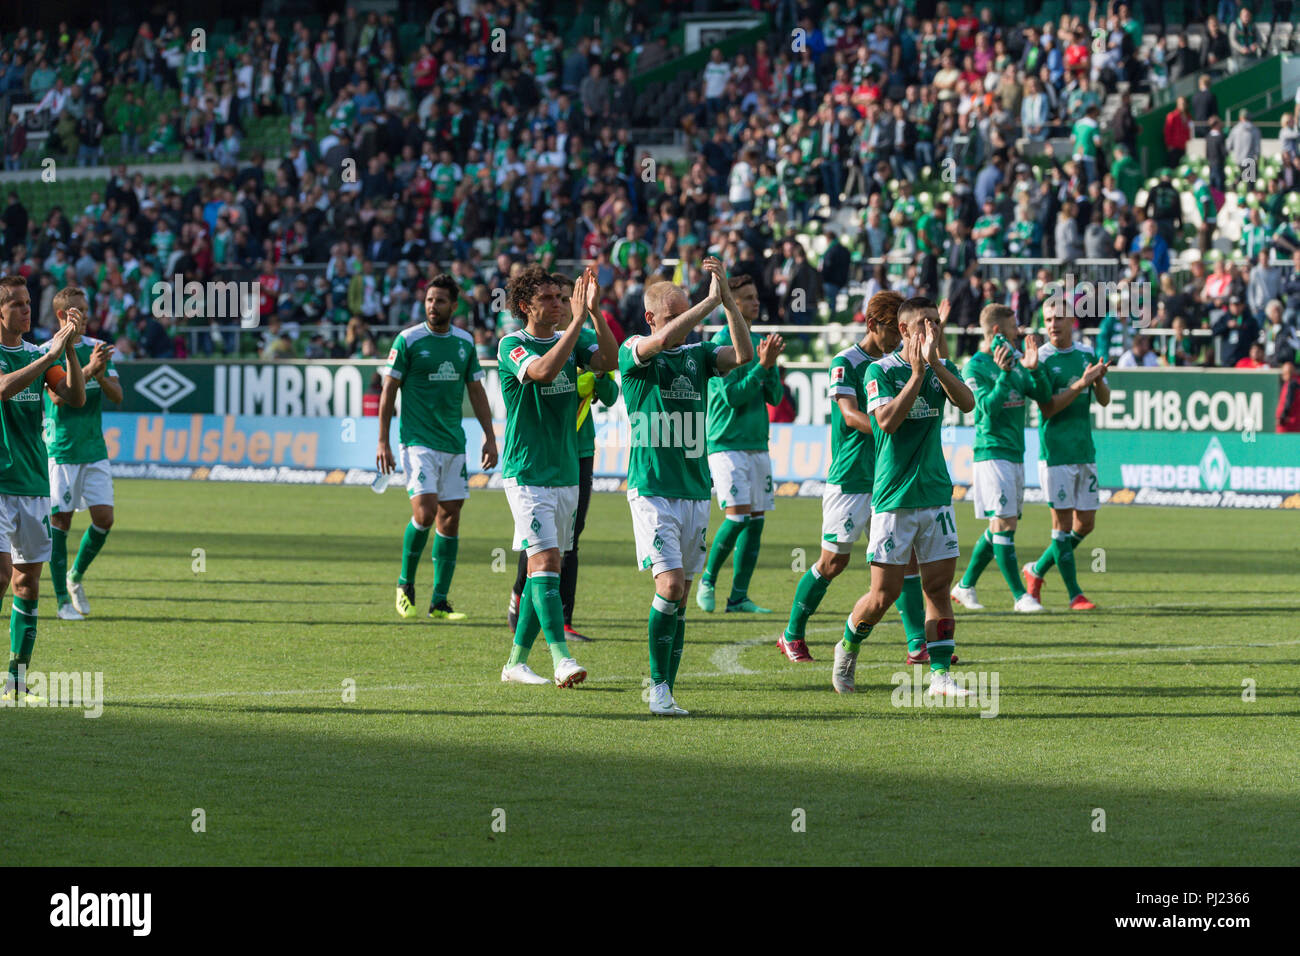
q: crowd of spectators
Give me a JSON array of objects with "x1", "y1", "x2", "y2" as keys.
[{"x1": 0, "y1": 1, "x2": 1297, "y2": 373}]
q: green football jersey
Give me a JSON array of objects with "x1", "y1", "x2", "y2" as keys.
[
  {"x1": 498, "y1": 327, "x2": 599, "y2": 487},
  {"x1": 705, "y1": 327, "x2": 779, "y2": 454},
  {"x1": 384, "y1": 324, "x2": 482, "y2": 455},
  {"x1": 577, "y1": 371, "x2": 619, "y2": 458},
  {"x1": 1037, "y1": 341, "x2": 1098, "y2": 466},
  {"x1": 0, "y1": 341, "x2": 55, "y2": 497},
  {"x1": 1071, "y1": 117, "x2": 1100, "y2": 158},
  {"x1": 963, "y1": 350, "x2": 1047, "y2": 463},
  {"x1": 619, "y1": 336, "x2": 723, "y2": 500},
  {"x1": 863, "y1": 351, "x2": 961, "y2": 512},
  {"x1": 46, "y1": 336, "x2": 116, "y2": 464},
  {"x1": 826, "y1": 343, "x2": 879, "y2": 494}
]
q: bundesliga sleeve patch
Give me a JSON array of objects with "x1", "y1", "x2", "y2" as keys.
[
  {"x1": 866, "y1": 379, "x2": 878, "y2": 400},
  {"x1": 386, "y1": 349, "x2": 398, "y2": 363},
  {"x1": 830, "y1": 366, "x2": 845, "y2": 384},
  {"x1": 509, "y1": 345, "x2": 527, "y2": 363}
]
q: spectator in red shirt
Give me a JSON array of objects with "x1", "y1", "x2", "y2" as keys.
[
  {"x1": 1235, "y1": 342, "x2": 1268, "y2": 369},
  {"x1": 1278, "y1": 361, "x2": 1300, "y2": 432},
  {"x1": 1164, "y1": 97, "x2": 1192, "y2": 167}
]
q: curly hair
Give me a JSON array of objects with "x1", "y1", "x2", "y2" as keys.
[{"x1": 506, "y1": 264, "x2": 559, "y2": 322}]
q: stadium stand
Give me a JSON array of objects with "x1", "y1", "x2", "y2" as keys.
[{"x1": 1, "y1": 1, "x2": 1298, "y2": 371}]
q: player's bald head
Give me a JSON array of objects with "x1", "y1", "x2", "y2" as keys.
[{"x1": 644, "y1": 280, "x2": 688, "y2": 329}]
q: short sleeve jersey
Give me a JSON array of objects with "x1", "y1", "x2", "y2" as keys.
[
  {"x1": 1037, "y1": 341, "x2": 1098, "y2": 466},
  {"x1": 46, "y1": 336, "x2": 117, "y2": 464},
  {"x1": 619, "y1": 337, "x2": 723, "y2": 500},
  {"x1": 383, "y1": 324, "x2": 482, "y2": 454},
  {"x1": 826, "y1": 344, "x2": 879, "y2": 494},
  {"x1": 0, "y1": 341, "x2": 64, "y2": 497},
  {"x1": 863, "y1": 351, "x2": 960, "y2": 512},
  {"x1": 497, "y1": 327, "x2": 599, "y2": 487}
]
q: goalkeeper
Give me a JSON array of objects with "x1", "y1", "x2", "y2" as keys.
[{"x1": 507, "y1": 273, "x2": 620, "y2": 642}]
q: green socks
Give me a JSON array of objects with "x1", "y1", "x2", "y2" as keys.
[
  {"x1": 528, "y1": 572, "x2": 570, "y2": 666},
  {"x1": 71, "y1": 524, "x2": 110, "y2": 579},
  {"x1": 50, "y1": 527, "x2": 70, "y2": 605},
  {"x1": 668, "y1": 604, "x2": 686, "y2": 691},
  {"x1": 1054, "y1": 531, "x2": 1083, "y2": 599},
  {"x1": 399, "y1": 520, "x2": 431, "y2": 588},
  {"x1": 786, "y1": 565, "x2": 831, "y2": 641},
  {"x1": 895, "y1": 573, "x2": 927, "y2": 654},
  {"x1": 702, "y1": 515, "x2": 745, "y2": 587},
  {"x1": 960, "y1": 529, "x2": 994, "y2": 588},
  {"x1": 841, "y1": 615, "x2": 872, "y2": 654},
  {"x1": 508, "y1": 576, "x2": 543, "y2": 664},
  {"x1": 1034, "y1": 529, "x2": 1084, "y2": 576},
  {"x1": 8, "y1": 595, "x2": 37, "y2": 684},
  {"x1": 928, "y1": 618, "x2": 956, "y2": 673},
  {"x1": 992, "y1": 531, "x2": 1026, "y2": 599},
  {"x1": 648, "y1": 593, "x2": 677, "y2": 684},
  {"x1": 430, "y1": 533, "x2": 458, "y2": 605},
  {"x1": 728, "y1": 515, "x2": 764, "y2": 604}
]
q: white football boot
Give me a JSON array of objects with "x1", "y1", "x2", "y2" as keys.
[
  {"x1": 56, "y1": 603, "x2": 85, "y2": 621},
  {"x1": 831, "y1": 640, "x2": 858, "y2": 694},
  {"x1": 648, "y1": 680, "x2": 679, "y2": 716},
  {"x1": 1013, "y1": 593, "x2": 1044, "y2": 613},
  {"x1": 553, "y1": 657, "x2": 587, "y2": 688},
  {"x1": 950, "y1": 585, "x2": 984, "y2": 610},
  {"x1": 501, "y1": 662, "x2": 550, "y2": 685},
  {"x1": 927, "y1": 671, "x2": 975, "y2": 699},
  {"x1": 67, "y1": 574, "x2": 90, "y2": 616}
]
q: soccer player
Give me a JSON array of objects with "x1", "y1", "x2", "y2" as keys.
[
  {"x1": 1022, "y1": 296, "x2": 1111, "y2": 610},
  {"x1": 498, "y1": 266, "x2": 618, "y2": 687},
  {"x1": 46, "y1": 287, "x2": 121, "y2": 621},
  {"x1": 378, "y1": 274, "x2": 498, "y2": 621},
  {"x1": 697, "y1": 274, "x2": 783, "y2": 616},
  {"x1": 0, "y1": 276, "x2": 86, "y2": 703},
  {"x1": 951, "y1": 304, "x2": 1048, "y2": 613},
  {"x1": 621, "y1": 259, "x2": 753, "y2": 716},
  {"x1": 832, "y1": 296, "x2": 976, "y2": 699},
  {"x1": 506, "y1": 272, "x2": 620, "y2": 642}
]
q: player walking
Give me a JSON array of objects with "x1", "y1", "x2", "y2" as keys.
[
  {"x1": 378, "y1": 274, "x2": 498, "y2": 621},
  {"x1": 0, "y1": 276, "x2": 86, "y2": 702},
  {"x1": 506, "y1": 272, "x2": 620, "y2": 643},
  {"x1": 621, "y1": 259, "x2": 753, "y2": 716},
  {"x1": 696, "y1": 275, "x2": 783, "y2": 616},
  {"x1": 832, "y1": 296, "x2": 976, "y2": 698},
  {"x1": 1022, "y1": 297, "x2": 1110, "y2": 609},
  {"x1": 951, "y1": 304, "x2": 1049, "y2": 613},
  {"x1": 46, "y1": 287, "x2": 121, "y2": 621},
  {"x1": 498, "y1": 267, "x2": 618, "y2": 687}
]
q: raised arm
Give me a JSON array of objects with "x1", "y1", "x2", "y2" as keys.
[
  {"x1": 872, "y1": 335, "x2": 928, "y2": 434},
  {"x1": 711, "y1": 262, "x2": 755, "y2": 374},
  {"x1": 525, "y1": 276, "x2": 591, "y2": 384},
  {"x1": 925, "y1": 319, "x2": 974, "y2": 413},
  {"x1": 2, "y1": 319, "x2": 73, "y2": 402},
  {"x1": 582, "y1": 269, "x2": 619, "y2": 372}
]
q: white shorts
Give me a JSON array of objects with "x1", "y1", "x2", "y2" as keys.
[
  {"x1": 401, "y1": 445, "x2": 468, "y2": 501},
  {"x1": 0, "y1": 494, "x2": 52, "y2": 564},
  {"x1": 628, "y1": 493, "x2": 710, "y2": 577},
  {"x1": 49, "y1": 459, "x2": 114, "y2": 514},
  {"x1": 1039, "y1": 462, "x2": 1100, "y2": 512},
  {"x1": 821, "y1": 485, "x2": 872, "y2": 554},
  {"x1": 866, "y1": 505, "x2": 961, "y2": 566},
  {"x1": 971, "y1": 459, "x2": 1024, "y2": 519},
  {"x1": 709, "y1": 450, "x2": 775, "y2": 512},
  {"x1": 504, "y1": 479, "x2": 578, "y2": 556}
]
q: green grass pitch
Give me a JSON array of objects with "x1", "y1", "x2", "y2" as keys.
[{"x1": 3, "y1": 479, "x2": 1297, "y2": 865}]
